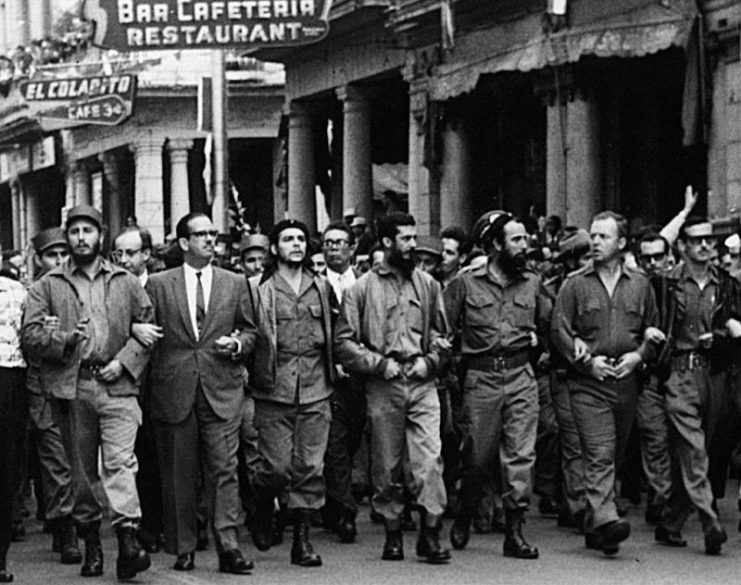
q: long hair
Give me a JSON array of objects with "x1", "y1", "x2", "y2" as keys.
[{"x1": 260, "y1": 219, "x2": 313, "y2": 283}]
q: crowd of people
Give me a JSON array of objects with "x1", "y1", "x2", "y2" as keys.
[{"x1": 1, "y1": 186, "x2": 741, "y2": 582}]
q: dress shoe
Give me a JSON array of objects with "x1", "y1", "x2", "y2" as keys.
[
  {"x1": 54, "y1": 516, "x2": 82, "y2": 565},
  {"x1": 538, "y1": 496, "x2": 560, "y2": 517},
  {"x1": 416, "y1": 515, "x2": 451, "y2": 565},
  {"x1": 655, "y1": 526, "x2": 686, "y2": 547},
  {"x1": 336, "y1": 514, "x2": 357, "y2": 544},
  {"x1": 136, "y1": 528, "x2": 162, "y2": 553},
  {"x1": 173, "y1": 552, "x2": 195, "y2": 571},
  {"x1": 382, "y1": 529, "x2": 404, "y2": 561},
  {"x1": 78, "y1": 521, "x2": 104, "y2": 578},
  {"x1": 600, "y1": 519, "x2": 631, "y2": 556},
  {"x1": 704, "y1": 524, "x2": 727, "y2": 555},
  {"x1": 291, "y1": 510, "x2": 322, "y2": 567},
  {"x1": 0, "y1": 570, "x2": 12, "y2": 583},
  {"x1": 503, "y1": 509, "x2": 539, "y2": 560},
  {"x1": 116, "y1": 526, "x2": 151, "y2": 580},
  {"x1": 450, "y1": 506, "x2": 471, "y2": 550},
  {"x1": 219, "y1": 549, "x2": 254, "y2": 574}
]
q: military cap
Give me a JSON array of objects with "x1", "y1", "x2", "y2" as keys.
[
  {"x1": 32, "y1": 227, "x2": 66, "y2": 254},
  {"x1": 66, "y1": 205, "x2": 103, "y2": 230}
]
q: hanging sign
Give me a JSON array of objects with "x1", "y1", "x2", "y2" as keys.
[{"x1": 82, "y1": 0, "x2": 332, "y2": 51}]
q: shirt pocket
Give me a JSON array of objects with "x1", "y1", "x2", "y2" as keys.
[
  {"x1": 578, "y1": 296, "x2": 603, "y2": 334},
  {"x1": 465, "y1": 295, "x2": 494, "y2": 329},
  {"x1": 408, "y1": 297, "x2": 424, "y2": 334},
  {"x1": 512, "y1": 292, "x2": 535, "y2": 329},
  {"x1": 308, "y1": 303, "x2": 326, "y2": 347},
  {"x1": 621, "y1": 294, "x2": 645, "y2": 332}
]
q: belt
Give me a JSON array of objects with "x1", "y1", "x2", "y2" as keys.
[
  {"x1": 465, "y1": 351, "x2": 530, "y2": 373},
  {"x1": 78, "y1": 362, "x2": 103, "y2": 380},
  {"x1": 671, "y1": 352, "x2": 709, "y2": 373}
]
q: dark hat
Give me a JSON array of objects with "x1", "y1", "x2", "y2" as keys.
[
  {"x1": 66, "y1": 205, "x2": 103, "y2": 230},
  {"x1": 269, "y1": 219, "x2": 311, "y2": 246},
  {"x1": 32, "y1": 227, "x2": 66, "y2": 254},
  {"x1": 554, "y1": 228, "x2": 591, "y2": 262},
  {"x1": 239, "y1": 234, "x2": 269, "y2": 254},
  {"x1": 415, "y1": 235, "x2": 442, "y2": 257},
  {"x1": 472, "y1": 209, "x2": 510, "y2": 248}
]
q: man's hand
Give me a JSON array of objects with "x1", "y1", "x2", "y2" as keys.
[
  {"x1": 614, "y1": 351, "x2": 643, "y2": 379},
  {"x1": 573, "y1": 337, "x2": 590, "y2": 362},
  {"x1": 644, "y1": 327, "x2": 667, "y2": 344},
  {"x1": 69, "y1": 318, "x2": 89, "y2": 344},
  {"x1": 131, "y1": 323, "x2": 163, "y2": 348},
  {"x1": 97, "y1": 359, "x2": 123, "y2": 382},
  {"x1": 726, "y1": 319, "x2": 741, "y2": 338},
  {"x1": 589, "y1": 356, "x2": 616, "y2": 382},
  {"x1": 214, "y1": 336, "x2": 238, "y2": 356},
  {"x1": 404, "y1": 357, "x2": 429, "y2": 380},
  {"x1": 383, "y1": 358, "x2": 402, "y2": 380},
  {"x1": 683, "y1": 185, "x2": 698, "y2": 215},
  {"x1": 431, "y1": 337, "x2": 452, "y2": 353},
  {"x1": 43, "y1": 316, "x2": 59, "y2": 331}
]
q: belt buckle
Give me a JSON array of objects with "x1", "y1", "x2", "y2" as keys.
[{"x1": 493, "y1": 356, "x2": 506, "y2": 372}]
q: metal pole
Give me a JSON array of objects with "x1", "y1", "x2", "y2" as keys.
[{"x1": 211, "y1": 49, "x2": 229, "y2": 234}]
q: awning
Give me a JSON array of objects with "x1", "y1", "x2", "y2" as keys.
[{"x1": 430, "y1": 0, "x2": 698, "y2": 101}]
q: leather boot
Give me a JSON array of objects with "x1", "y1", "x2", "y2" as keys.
[
  {"x1": 382, "y1": 527, "x2": 404, "y2": 561},
  {"x1": 78, "y1": 521, "x2": 104, "y2": 577},
  {"x1": 415, "y1": 511, "x2": 451, "y2": 564},
  {"x1": 55, "y1": 516, "x2": 82, "y2": 565},
  {"x1": 116, "y1": 525, "x2": 151, "y2": 580},
  {"x1": 249, "y1": 490, "x2": 275, "y2": 551},
  {"x1": 503, "y1": 509, "x2": 539, "y2": 559},
  {"x1": 290, "y1": 509, "x2": 322, "y2": 567},
  {"x1": 450, "y1": 505, "x2": 472, "y2": 550}
]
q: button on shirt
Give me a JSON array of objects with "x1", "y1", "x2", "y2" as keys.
[
  {"x1": 551, "y1": 264, "x2": 658, "y2": 367},
  {"x1": 0, "y1": 276, "x2": 26, "y2": 368},
  {"x1": 444, "y1": 264, "x2": 550, "y2": 356},
  {"x1": 377, "y1": 268, "x2": 424, "y2": 362},
  {"x1": 274, "y1": 272, "x2": 327, "y2": 402},
  {"x1": 67, "y1": 260, "x2": 111, "y2": 363},
  {"x1": 183, "y1": 263, "x2": 212, "y2": 340},
  {"x1": 673, "y1": 267, "x2": 717, "y2": 352}
]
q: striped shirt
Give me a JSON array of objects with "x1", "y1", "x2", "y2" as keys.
[{"x1": 0, "y1": 276, "x2": 26, "y2": 368}]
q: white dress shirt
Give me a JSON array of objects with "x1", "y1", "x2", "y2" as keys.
[
  {"x1": 326, "y1": 266, "x2": 357, "y2": 303},
  {"x1": 138, "y1": 270, "x2": 148, "y2": 288},
  {"x1": 183, "y1": 263, "x2": 213, "y2": 339}
]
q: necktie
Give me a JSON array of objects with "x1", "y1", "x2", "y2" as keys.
[{"x1": 196, "y1": 271, "x2": 206, "y2": 334}]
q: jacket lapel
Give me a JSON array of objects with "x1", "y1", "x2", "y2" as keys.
[
  {"x1": 202, "y1": 268, "x2": 226, "y2": 337},
  {"x1": 172, "y1": 267, "x2": 196, "y2": 342}
]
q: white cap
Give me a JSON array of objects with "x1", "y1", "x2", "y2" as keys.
[{"x1": 725, "y1": 233, "x2": 741, "y2": 254}]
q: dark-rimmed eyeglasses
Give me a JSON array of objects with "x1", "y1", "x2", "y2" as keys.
[
  {"x1": 323, "y1": 239, "x2": 350, "y2": 249},
  {"x1": 112, "y1": 248, "x2": 142, "y2": 261},
  {"x1": 189, "y1": 230, "x2": 219, "y2": 239},
  {"x1": 686, "y1": 235, "x2": 714, "y2": 246}
]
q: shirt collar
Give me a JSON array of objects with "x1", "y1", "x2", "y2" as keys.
[
  {"x1": 65, "y1": 256, "x2": 111, "y2": 279},
  {"x1": 183, "y1": 262, "x2": 213, "y2": 278},
  {"x1": 582, "y1": 261, "x2": 632, "y2": 279}
]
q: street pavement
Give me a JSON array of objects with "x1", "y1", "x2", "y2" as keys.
[{"x1": 9, "y1": 494, "x2": 741, "y2": 585}]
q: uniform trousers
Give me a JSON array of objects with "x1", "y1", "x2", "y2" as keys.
[
  {"x1": 323, "y1": 375, "x2": 366, "y2": 522},
  {"x1": 551, "y1": 371, "x2": 586, "y2": 519},
  {"x1": 0, "y1": 368, "x2": 27, "y2": 564},
  {"x1": 365, "y1": 376, "x2": 446, "y2": 527},
  {"x1": 534, "y1": 372, "x2": 560, "y2": 502},
  {"x1": 459, "y1": 363, "x2": 538, "y2": 512},
  {"x1": 568, "y1": 373, "x2": 639, "y2": 533},
  {"x1": 155, "y1": 384, "x2": 242, "y2": 555},
  {"x1": 662, "y1": 366, "x2": 722, "y2": 533},
  {"x1": 636, "y1": 376, "x2": 671, "y2": 509},
  {"x1": 54, "y1": 376, "x2": 142, "y2": 528},
  {"x1": 252, "y1": 397, "x2": 331, "y2": 510},
  {"x1": 27, "y1": 392, "x2": 74, "y2": 521}
]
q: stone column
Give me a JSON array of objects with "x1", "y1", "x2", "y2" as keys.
[
  {"x1": 167, "y1": 138, "x2": 193, "y2": 235},
  {"x1": 131, "y1": 136, "x2": 165, "y2": 244},
  {"x1": 337, "y1": 86, "x2": 373, "y2": 223},
  {"x1": 100, "y1": 150, "x2": 123, "y2": 234},
  {"x1": 407, "y1": 80, "x2": 437, "y2": 236},
  {"x1": 440, "y1": 118, "x2": 473, "y2": 230},
  {"x1": 10, "y1": 178, "x2": 21, "y2": 250},
  {"x1": 72, "y1": 161, "x2": 91, "y2": 206},
  {"x1": 24, "y1": 178, "x2": 42, "y2": 241},
  {"x1": 546, "y1": 88, "x2": 601, "y2": 228},
  {"x1": 287, "y1": 101, "x2": 317, "y2": 232}
]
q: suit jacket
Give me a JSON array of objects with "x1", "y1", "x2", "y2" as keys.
[{"x1": 147, "y1": 265, "x2": 257, "y2": 424}]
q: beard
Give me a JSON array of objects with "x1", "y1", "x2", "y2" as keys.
[
  {"x1": 497, "y1": 247, "x2": 527, "y2": 277},
  {"x1": 388, "y1": 247, "x2": 415, "y2": 277},
  {"x1": 71, "y1": 240, "x2": 101, "y2": 266}
]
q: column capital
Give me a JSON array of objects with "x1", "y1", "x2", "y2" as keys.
[
  {"x1": 130, "y1": 136, "x2": 165, "y2": 158},
  {"x1": 335, "y1": 85, "x2": 368, "y2": 104},
  {"x1": 166, "y1": 138, "x2": 194, "y2": 152}
]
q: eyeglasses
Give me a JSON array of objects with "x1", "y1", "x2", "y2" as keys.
[
  {"x1": 112, "y1": 248, "x2": 142, "y2": 260},
  {"x1": 189, "y1": 230, "x2": 219, "y2": 239},
  {"x1": 686, "y1": 235, "x2": 715, "y2": 246},
  {"x1": 639, "y1": 252, "x2": 666, "y2": 263},
  {"x1": 323, "y1": 239, "x2": 350, "y2": 249}
]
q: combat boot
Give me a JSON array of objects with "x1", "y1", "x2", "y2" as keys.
[
  {"x1": 503, "y1": 508, "x2": 539, "y2": 559},
  {"x1": 115, "y1": 525, "x2": 151, "y2": 580},
  {"x1": 78, "y1": 521, "x2": 104, "y2": 577},
  {"x1": 450, "y1": 505, "x2": 472, "y2": 550},
  {"x1": 290, "y1": 509, "x2": 322, "y2": 567},
  {"x1": 54, "y1": 516, "x2": 82, "y2": 565},
  {"x1": 416, "y1": 511, "x2": 451, "y2": 564},
  {"x1": 249, "y1": 490, "x2": 275, "y2": 552}
]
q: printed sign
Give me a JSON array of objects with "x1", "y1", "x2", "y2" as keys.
[
  {"x1": 19, "y1": 74, "x2": 136, "y2": 127},
  {"x1": 82, "y1": 0, "x2": 332, "y2": 51}
]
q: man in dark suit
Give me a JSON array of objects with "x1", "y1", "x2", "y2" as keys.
[{"x1": 147, "y1": 212, "x2": 257, "y2": 574}]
